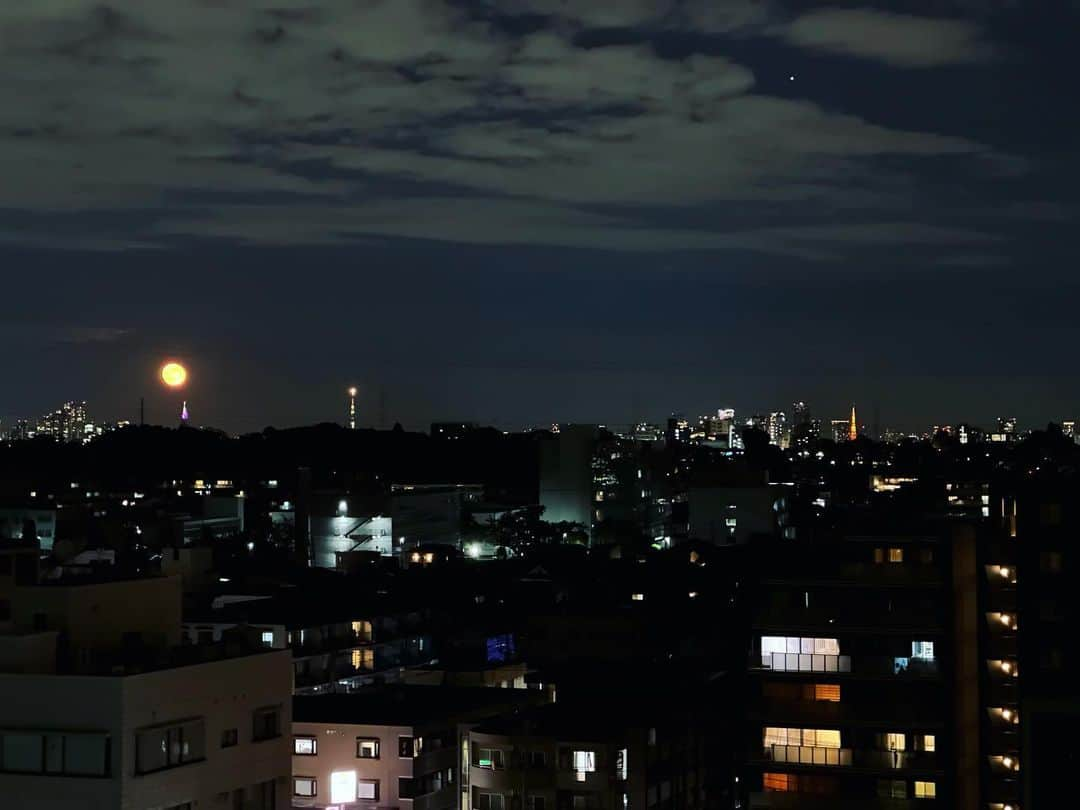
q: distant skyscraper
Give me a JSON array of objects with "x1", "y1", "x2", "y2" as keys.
[
  {"x1": 347, "y1": 387, "x2": 358, "y2": 430},
  {"x1": 666, "y1": 414, "x2": 691, "y2": 445},
  {"x1": 180, "y1": 401, "x2": 190, "y2": 423},
  {"x1": 997, "y1": 416, "x2": 1017, "y2": 434},
  {"x1": 766, "y1": 412, "x2": 788, "y2": 448},
  {"x1": 830, "y1": 419, "x2": 849, "y2": 443},
  {"x1": 36, "y1": 401, "x2": 89, "y2": 443},
  {"x1": 792, "y1": 401, "x2": 810, "y2": 427},
  {"x1": 849, "y1": 405, "x2": 858, "y2": 442},
  {"x1": 1063, "y1": 421, "x2": 1076, "y2": 442}
]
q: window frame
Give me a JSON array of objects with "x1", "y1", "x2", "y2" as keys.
[
  {"x1": 293, "y1": 735, "x2": 318, "y2": 756},
  {"x1": 293, "y1": 776, "x2": 317, "y2": 798},
  {"x1": 357, "y1": 737, "x2": 381, "y2": 759}
]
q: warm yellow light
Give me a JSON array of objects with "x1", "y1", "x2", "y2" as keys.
[
  {"x1": 160, "y1": 362, "x2": 188, "y2": 388},
  {"x1": 348, "y1": 386, "x2": 358, "y2": 397}
]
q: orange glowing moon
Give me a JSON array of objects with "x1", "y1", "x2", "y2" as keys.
[{"x1": 160, "y1": 362, "x2": 188, "y2": 388}]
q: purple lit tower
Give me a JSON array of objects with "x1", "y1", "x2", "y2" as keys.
[{"x1": 180, "y1": 401, "x2": 190, "y2": 423}]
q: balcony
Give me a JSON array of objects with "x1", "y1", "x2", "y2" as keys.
[
  {"x1": 758, "y1": 652, "x2": 852, "y2": 674},
  {"x1": 765, "y1": 745, "x2": 853, "y2": 766}
]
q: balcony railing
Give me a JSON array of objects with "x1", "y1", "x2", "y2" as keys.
[
  {"x1": 765, "y1": 745, "x2": 853, "y2": 766},
  {"x1": 759, "y1": 652, "x2": 852, "y2": 673}
]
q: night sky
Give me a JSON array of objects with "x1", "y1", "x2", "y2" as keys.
[{"x1": 2, "y1": 1, "x2": 1078, "y2": 433}]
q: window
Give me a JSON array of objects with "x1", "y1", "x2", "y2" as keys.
[
  {"x1": 529, "y1": 750, "x2": 547, "y2": 768},
  {"x1": 357, "y1": 738, "x2": 380, "y2": 759},
  {"x1": 813, "y1": 684, "x2": 841, "y2": 702},
  {"x1": 617, "y1": 748, "x2": 628, "y2": 780},
  {"x1": 573, "y1": 750, "x2": 596, "y2": 772},
  {"x1": 253, "y1": 707, "x2": 281, "y2": 742},
  {"x1": 763, "y1": 728, "x2": 841, "y2": 749},
  {"x1": 398, "y1": 777, "x2": 415, "y2": 800},
  {"x1": 911, "y1": 641, "x2": 935, "y2": 661},
  {"x1": 477, "y1": 792, "x2": 506, "y2": 810},
  {"x1": 873, "y1": 548, "x2": 884, "y2": 564},
  {"x1": 0, "y1": 731, "x2": 110, "y2": 777},
  {"x1": 915, "y1": 781, "x2": 936, "y2": 798},
  {"x1": 330, "y1": 770, "x2": 357, "y2": 804},
  {"x1": 358, "y1": 780, "x2": 379, "y2": 801},
  {"x1": 886, "y1": 733, "x2": 906, "y2": 752},
  {"x1": 527, "y1": 796, "x2": 546, "y2": 810},
  {"x1": 878, "y1": 780, "x2": 907, "y2": 799},
  {"x1": 476, "y1": 748, "x2": 506, "y2": 769},
  {"x1": 760, "y1": 636, "x2": 847, "y2": 672},
  {"x1": 293, "y1": 777, "x2": 316, "y2": 798},
  {"x1": 763, "y1": 773, "x2": 795, "y2": 792},
  {"x1": 888, "y1": 548, "x2": 903, "y2": 563},
  {"x1": 294, "y1": 736, "x2": 317, "y2": 756},
  {"x1": 221, "y1": 728, "x2": 238, "y2": 748},
  {"x1": 398, "y1": 736, "x2": 415, "y2": 758},
  {"x1": 921, "y1": 735, "x2": 936, "y2": 753},
  {"x1": 260, "y1": 631, "x2": 274, "y2": 646},
  {"x1": 1041, "y1": 551, "x2": 1064, "y2": 574},
  {"x1": 135, "y1": 719, "x2": 205, "y2": 774}
]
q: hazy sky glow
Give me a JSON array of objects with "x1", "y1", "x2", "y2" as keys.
[{"x1": 2, "y1": 1, "x2": 1078, "y2": 432}]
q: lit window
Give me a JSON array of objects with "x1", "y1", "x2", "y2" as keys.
[
  {"x1": 573, "y1": 750, "x2": 596, "y2": 772},
  {"x1": 912, "y1": 641, "x2": 935, "y2": 661},
  {"x1": 923, "y1": 735, "x2": 936, "y2": 752},
  {"x1": 915, "y1": 781, "x2": 936, "y2": 799},
  {"x1": 294, "y1": 737, "x2": 317, "y2": 756},
  {"x1": 477, "y1": 748, "x2": 506, "y2": 769},
  {"x1": 813, "y1": 684, "x2": 841, "y2": 702},
  {"x1": 260, "y1": 631, "x2": 274, "y2": 646},
  {"x1": 357, "y1": 738, "x2": 380, "y2": 759},
  {"x1": 886, "y1": 733, "x2": 906, "y2": 751},
  {"x1": 330, "y1": 770, "x2": 357, "y2": 804},
  {"x1": 294, "y1": 777, "x2": 317, "y2": 798},
  {"x1": 358, "y1": 780, "x2": 379, "y2": 801},
  {"x1": 874, "y1": 548, "x2": 884, "y2": 563},
  {"x1": 631, "y1": 593, "x2": 645, "y2": 602},
  {"x1": 888, "y1": 548, "x2": 903, "y2": 563},
  {"x1": 763, "y1": 772, "x2": 795, "y2": 791}
]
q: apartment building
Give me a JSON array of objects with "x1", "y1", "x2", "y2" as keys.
[
  {"x1": 290, "y1": 686, "x2": 545, "y2": 810},
  {"x1": 744, "y1": 528, "x2": 956, "y2": 808},
  {"x1": 0, "y1": 566, "x2": 294, "y2": 809}
]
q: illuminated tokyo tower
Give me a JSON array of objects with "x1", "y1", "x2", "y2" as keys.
[{"x1": 849, "y1": 405, "x2": 858, "y2": 441}]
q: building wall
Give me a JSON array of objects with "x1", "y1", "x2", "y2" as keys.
[
  {"x1": 12, "y1": 575, "x2": 183, "y2": 657},
  {"x1": 687, "y1": 487, "x2": 776, "y2": 546},
  {"x1": 290, "y1": 721, "x2": 415, "y2": 808},
  {"x1": 539, "y1": 426, "x2": 598, "y2": 537},
  {"x1": 0, "y1": 649, "x2": 293, "y2": 810}
]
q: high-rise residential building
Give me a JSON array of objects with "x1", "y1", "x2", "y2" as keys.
[
  {"x1": 792, "y1": 401, "x2": 811, "y2": 428},
  {"x1": 35, "y1": 400, "x2": 89, "y2": 443},
  {"x1": 745, "y1": 525, "x2": 958, "y2": 808},
  {"x1": 830, "y1": 420, "x2": 849, "y2": 443},
  {"x1": 666, "y1": 414, "x2": 691, "y2": 445},
  {"x1": 766, "y1": 412, "x2": 788, "y2": 448}
]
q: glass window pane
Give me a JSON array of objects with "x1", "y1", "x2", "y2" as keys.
[
  {"x1": 2, "y1": 733, "x2": 42, "y2": 773},
  {"x1": 65, "y1": 734, "x2": 108, "y2": 776}
]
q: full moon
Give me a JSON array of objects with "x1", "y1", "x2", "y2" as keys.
[{"x1": 160, "y1": 362, "x2": 188, "y2": 388}]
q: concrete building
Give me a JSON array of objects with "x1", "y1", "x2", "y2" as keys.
[
  {"x1": 687, "y1": 486, "x2": 778, "y2": 546},
  {"x1": 290, "y1": 686, "x2": 545, "y2": 810},
  {"x1": 539, "y1": 426, "x2": 599, "y2": 537},
  {"x1": 0, "y1": 506, "x2": 57, "y2": 550},
  {"x1": 0, "y1": 569, "x2": 294, "y2": 809},
  {"x1": 184, "y1": 592, "x2": 434, "y2": 694},
  {"x1": 744, "y1": 528, "x2": 958, "y2": 809}
]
